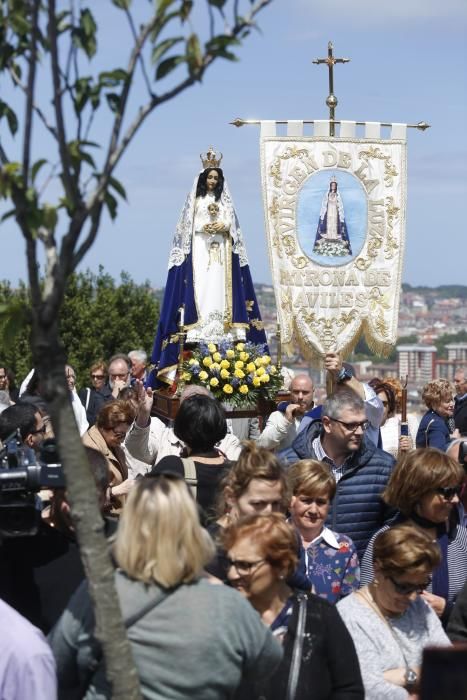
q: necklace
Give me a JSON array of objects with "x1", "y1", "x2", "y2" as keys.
[{"x1": 356, "y1": 586, "x2": 412, "y2": 672}]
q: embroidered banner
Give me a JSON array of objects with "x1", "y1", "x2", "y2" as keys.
[{"x1": 260, "y1": 121, "x2": 407, "y2": 362}]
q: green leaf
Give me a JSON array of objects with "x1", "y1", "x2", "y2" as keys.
[
  {"x1": 205, "y1": 34, "x2": 241, "y2": 53},
  {"x1": 104, "y1": 190, "x2": 118, "y2": 220},
  {"x1": 155, "y1": 55, "x2": 185, "y2": 80},
  {"x1": 1, "y1": 209, "x2": 16, "y2": 222},
  {"x1": 72, "y1": 8, "x2": 97, "y2": 58},
  {"x1": 56, "y1": 10, "x2": 71, "y2": 34},
  {"x1": 151, "y1": 37, "x2": 184, "y2": 65},
  {"x1": 106, "y1": 93, "x2": 121, "y2": 113},
  {"x1": 156, "y1": 0, "x2": 177, "y2": 13},
  {"x1": 111, "y1": 0, "x2": 132, "y2": 8},
  {"x1": 180, "y1": 0, "x2": 193, "y2": 22},
  {"x1": 31, "y1": 159, "x2": 48, "y2": 183},
  {"x1": 109, "y1": 176, "x2": 127, "y2": 201},
  {"x1": 207, "y1": 0, "x2": 227, "y2": 8},
  {"x1": 0, "y1": 100, "x2": 18, "y2": 135},
  {"x1": 99, "y1": 69, "x2": 128, "y2": 86},
  {"x1": 42, "y1": 204, "x2": 58, "y2": 232},
  {"x1": 74, "y1": 76, "x2": 92, "y2": 114},
  {"x1": 186, "y1": 34, "x2": 203, "y2": 77}
]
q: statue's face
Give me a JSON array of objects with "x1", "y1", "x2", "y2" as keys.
[
  {"x1": 330, "y1": 181, "x2": 337, "y2": 192},
  {"x1": 206, "y1": 169, "x2": 219, "y2": 191}
]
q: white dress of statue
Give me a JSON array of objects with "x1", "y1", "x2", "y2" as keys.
[
  {"x1": 167, "y1": 151, "x2": 250, "y2": 345},
  {"x1": 189, "y1": 186, "x2": 243, "y2": 343},
  {"x1": 321, "y1": 190, "x2": 340, "y2": 240}
]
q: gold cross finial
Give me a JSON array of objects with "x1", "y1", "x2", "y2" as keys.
[{"x1": 313, "y1": 41, "x2": 350, "y2": 136}]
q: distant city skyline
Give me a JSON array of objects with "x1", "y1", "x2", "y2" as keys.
[{"x1": 1, "y1": 1, "x2": 466, "y2": 288}]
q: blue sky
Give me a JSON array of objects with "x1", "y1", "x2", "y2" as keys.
[{"x1": 1, "y1": 0, "x2": 466, "y2": 288}]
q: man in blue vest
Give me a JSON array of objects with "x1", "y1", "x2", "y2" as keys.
[{"x1": 280, "y1": 389, "x2": 395, "y2": 557}]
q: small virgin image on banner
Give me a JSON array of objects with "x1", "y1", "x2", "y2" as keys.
[{"x1": 260, "y1": 121, "x2": 407, "y2": 362}]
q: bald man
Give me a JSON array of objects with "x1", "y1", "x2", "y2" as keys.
[{"x1": 257, "y1": 374, "x2": 314, "y2": 451}]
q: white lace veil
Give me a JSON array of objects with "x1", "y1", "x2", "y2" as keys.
[{"x1": 167, "y1": 172, "x2": 249, "y2": 269}]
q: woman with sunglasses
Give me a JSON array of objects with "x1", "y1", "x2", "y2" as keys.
[
  {"x1": 225, "y1": 513, "x2": 364, "y2": 700},
  {"x1": 50, "y1": 475, "x2": 281, "y2": 699},
  {"x1": 360, "y1": 448, "x2": 466, "y2": 625},
  {"x1": 338, "y1": 524, "x2": 450, "y2": 699},
  {"x1": 82, "y1": 399, "x2": 136, "y2": 514},
  {"x1": 78, "y1": 360, "x2": 111, "y2": 426}
]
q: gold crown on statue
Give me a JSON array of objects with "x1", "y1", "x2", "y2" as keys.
[
  {"x1": 200, "y1": 145, "x2": 223, "y2": 169},
  {"x1": 330, "y1": 174, "x2": 337, "y2": 183}
]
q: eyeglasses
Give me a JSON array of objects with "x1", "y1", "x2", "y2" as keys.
[
  {"x1": 436, "y1": 485, "x2": 462, "y2": 501},
  {"x1": 226, "y1": 558, "x2": 267, "y2": 576},
  {"x1": 91, "y1": 374, "x2": 105, "y2": 380},
  {"x1": 109, "y1": 372, "x2": 129, "y2": 380},
  {"x1": 388, "y1": 575, "x2": 431, "y2": 595},
  {"x1": 329, "y1": 418, "x2": 370, "y2": 433},
  {"x1": 31, "y1": 424, "x2": 47, "y2": 435}
]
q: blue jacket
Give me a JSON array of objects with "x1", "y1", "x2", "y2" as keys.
[
  {"x1": 416, "y1": 410, "x2": 450, "y2": 451},
  {"x1": 279, "y1": 420, "x2": 396, "y2": 557}
]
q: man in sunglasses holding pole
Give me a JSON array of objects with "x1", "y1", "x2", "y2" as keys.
[{"x1": 280, "y1": 388, "x2": 395, "y2": 558}]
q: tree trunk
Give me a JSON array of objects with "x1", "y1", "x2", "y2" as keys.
[{"x1": 32, "y1": 317, "x2": 141, "y2": 699}]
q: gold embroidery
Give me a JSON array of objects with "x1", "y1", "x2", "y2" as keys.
[
  {"x1": 358, "y1": 146, "x2": 398, "y2": 187},
  {"x1": 245, "y1": 300, "x2": 254, "y2": 312},
  {"x1": 384, "y1": 196, "x2": 400, "y2": 259},
  {"x1": 250, "y1": 318, "x2": 264, "y2": 330},
  {"x1": 301, "y1": 309, "x2": 359, "y2": 351}
]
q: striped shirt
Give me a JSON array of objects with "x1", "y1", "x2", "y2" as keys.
[
  {"x1": 312, "y1": 436, "x2": 353, "y2": 483},
  {"x1": 360, "y1": 520, "x2": 467, "y2": 606}
]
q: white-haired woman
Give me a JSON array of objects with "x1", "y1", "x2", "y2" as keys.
[{"x1": 49, "y1": 474, "x2": 281, "y2": 699}]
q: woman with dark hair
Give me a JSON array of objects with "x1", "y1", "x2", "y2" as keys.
[
  {"x1": 339, "y1": 524, "x2": 450, "y2": 699},
  {"x1": 78, "y1": 360, "x2": 111, "y2": 426},
  {"x1": 225, "y1": 513, "x2": 364, "y2": 700},
  {"x1": 151, "y1": 394, "x2": 230, "y2": 523},
  {"x1": 371, "y1": 377, "x2": 419, "y2": 457},
  {"x1": 361, "y1": 448, "x2": 467, "y2": 625},
  {"x1": 148, "y1": 147, "x2": 267, "y2": 388}
]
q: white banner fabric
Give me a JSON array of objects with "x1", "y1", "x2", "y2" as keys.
[{"x1": 260, "y1": 134, "x2": 407, "y2": 361}]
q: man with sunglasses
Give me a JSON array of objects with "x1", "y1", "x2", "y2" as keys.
[{"x1": 280, "y1": 389, "x2": 395, "y2": 558}]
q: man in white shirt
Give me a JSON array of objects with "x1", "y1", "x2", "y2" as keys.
[{"x1": 256, "y1": 374, "x2": 315, "y2": 451}]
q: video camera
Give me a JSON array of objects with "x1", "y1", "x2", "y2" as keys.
[{"x1": 0, "y1": 430, "x2": 65, "y2": 537}]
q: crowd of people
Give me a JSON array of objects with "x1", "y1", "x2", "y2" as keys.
[{"x1": 0, "y1": 353, "x2": 467, "y2": 699}]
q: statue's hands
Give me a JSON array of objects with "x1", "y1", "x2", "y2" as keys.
[{"x1": 212, "y1": 221, "x2": 226, "y2": 232}]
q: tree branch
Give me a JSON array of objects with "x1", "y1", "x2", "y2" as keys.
[
  {"x1": 71, "y1": 202, "x2": 104, "y2": 271},
  {"x1": 23, "y1": 0, "x2": 40, "y2": 184},
  {"x1": 47, "y1": 0, "x2": 80, "y2": 206},
  {"x1": 8, "y1": 65, "x2": 59, "y2": 141},
  {"x1": 87, "y1": 0, "x2": 272, "y2": 213},
  {"x1": 124, "y1": 7, "x2": 153, "y2": 99}
]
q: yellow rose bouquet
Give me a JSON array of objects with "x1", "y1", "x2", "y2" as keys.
[{"x1": 181, "y1": 341, "x2": 282, "y2": 407}]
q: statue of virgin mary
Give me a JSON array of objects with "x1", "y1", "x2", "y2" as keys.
[
  {"x1": 148, "y1": 147, "x2": 267, "y2": 388},
  {"x1": 312, "y1": 176, "x2": 352, "y2": 257}
]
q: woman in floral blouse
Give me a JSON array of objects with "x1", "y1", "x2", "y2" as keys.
[{"x1": 288, "y1": 459, "x2": 360, "y2": 603}]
